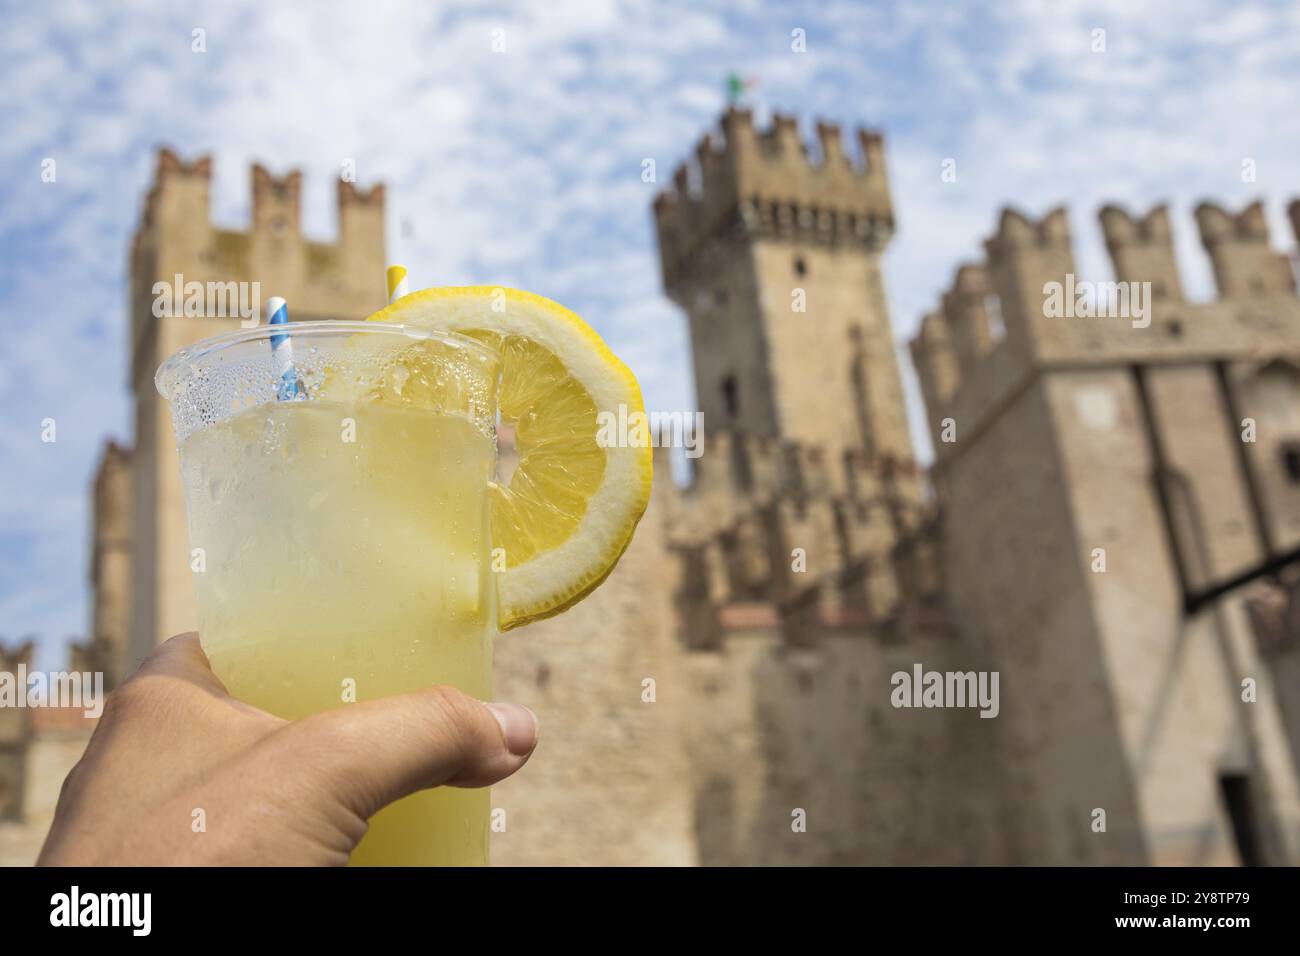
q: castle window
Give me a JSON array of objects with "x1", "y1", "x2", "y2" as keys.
[
  {"x1": 721, "y1": 374, "x2": 739, "y2": 417},
  {"x1": 984, "y1": 294, "x2": 1006, "y2": 342},
  {"x1": 849, "y1": 327, "x2": 875, "y2": 458},
  {"x1": 781, "y1": 444, "x2": 805, "y2": 498},
  {"x1": 793, "y1": 255, "x2": 807, "y2": 277},
  {"x1": 1282, "y1": 443, "x2": 1300, "y2": 484},
  {"x1": 714, "y1": 288, "x2": 728, "y2": 307},
  {"x1": 731, "y1": 438, "x2": 753, "y2": 492},
  {"x1": 833, "y1": 504, "x2": 851, "y2": 560},
  {"x1": 842, "y1": 451, "x2": 860, "y2": 499}
]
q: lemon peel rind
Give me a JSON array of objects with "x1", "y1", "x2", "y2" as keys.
[{"x1": 367, "y1": 287, "x2": 653, "y2": 630}]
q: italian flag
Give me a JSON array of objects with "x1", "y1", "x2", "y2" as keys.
[{"x1": 727, "y1": 73, "x2": 759, "y2": 103}]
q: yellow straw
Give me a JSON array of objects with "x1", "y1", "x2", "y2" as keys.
[{"x1": 386, "y1": 265, "x2": 409, "y2": 304}]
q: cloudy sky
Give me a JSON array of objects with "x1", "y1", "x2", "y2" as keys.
[{"x1": 2, "y1": 0, "x2": 1299, "y2": 664}]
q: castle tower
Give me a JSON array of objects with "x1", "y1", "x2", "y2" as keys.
[
  {"x1": 85, "y1": 442, "x2": 133, "y2": 689},
  {"x1": 911, "y1": 200, "x2": 1300, "y2": 865},
  {"x1": 653, "y1": 110, "x2": 930, "y2": 648},
  {"x1": 645, "y1": 115, "x2": 1020, "y2": 867},
  {"x1": 108, "y1": 149, "x2": 387, "y2": 678},
  {"x1": 653, "y1": 109, "x2": 910, "y2": 467}
]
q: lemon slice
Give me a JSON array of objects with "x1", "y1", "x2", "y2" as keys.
[{"x1": 364, "y1": 286, "x2": 652, "y2": 630}]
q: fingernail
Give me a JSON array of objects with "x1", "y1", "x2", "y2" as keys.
[{"x1": 486, "y1": 702, "x2": 538, "y2": 756}]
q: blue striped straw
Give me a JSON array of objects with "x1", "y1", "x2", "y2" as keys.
[{"x1": 266, "y1": 296, "x2": 302, "y2": 400}]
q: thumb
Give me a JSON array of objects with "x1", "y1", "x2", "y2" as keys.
[{"x1": 284, "y1": 686, "x2": 538, "y2": 819}]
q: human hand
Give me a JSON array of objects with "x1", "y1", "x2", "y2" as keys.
[{"x1": 38, "y1": 633, "x2": 537, "y2": 865}]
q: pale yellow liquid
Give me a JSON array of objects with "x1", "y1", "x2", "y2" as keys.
[{"x1": 179, "y1": 399, "x2": 496, "y2": 865}]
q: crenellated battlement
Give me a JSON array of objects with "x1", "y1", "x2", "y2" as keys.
[
  {"x1": 132, "y1": 148, "x2": 212, "y2": 265},
  {"x1": 132, "y1": 147, "x2": 386, "y2": 280},
  {"x1": 986, "y1": 206, "x2": 1071, "y2": 253},
  {"x1": 653, "y1": 108, "x2": 893, "y2": 296},
  {"x1": 911, "y1": 198, "x2": 1300, "y2": 457},
  {"x1": 250, "y1": 163, "x2": 302, "y2": 234},
  {"x1": 1195, "y1": 200, "x2": 1295, "y2": 297},
  {"x1": 664, "y1": 425, "x2": 936, "y2": 647},
  {"x1": 1197, "y1": 199, "x2": 1270, "y2": 242},
  {"x1": 942, "y1": 263, "x2": 995, "y2": 372},
  {"x1": 1100, "y1": 202, "x2": 1173, "y2": 245},
  {"x1": 976, "y1": 206, "x2": 1079, "y2": 366},
  {"x1": 339, "y1": 177, "x2": 386, "y2": 208},
  {"x1": 1100, "y1": 203, "x2": 1183, "y2": 301},
  {"x1": 128, "y1": 148, "x2": 388, "y2": 385}
]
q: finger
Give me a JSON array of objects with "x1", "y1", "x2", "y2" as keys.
[
  {"x1": 124, "y1": 633, "x2": 277, "y2": 724},
  {"x1": 283, "y1": 686, "x2": 538, "y2": 819},
  {"x1": 128, "y1": 632, "x2": 229, "y2": 697}
]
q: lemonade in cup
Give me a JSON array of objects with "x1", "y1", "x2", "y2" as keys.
[{"x1": 156, "y1": 287, "x2": 652, "y2": 865}]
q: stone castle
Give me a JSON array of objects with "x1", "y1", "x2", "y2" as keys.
[{"x1": 2, "y1": 107, "x2": 1299, "y2": 865}]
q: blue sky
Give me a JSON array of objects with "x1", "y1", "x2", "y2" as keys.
[{"x1": 2, "y1": 0, "x2": 1299, "y2": 665}]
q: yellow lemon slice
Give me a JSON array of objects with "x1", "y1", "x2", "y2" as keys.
[{"x1": 365, "y1": 286, "x2": 652, "y2": 630}]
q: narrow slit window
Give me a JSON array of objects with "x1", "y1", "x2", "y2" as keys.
[
  {"x1": 984, "y1": 293, "x2": 1006, "y2": 342},
  {"x1": 1281, "y1": 443, "x2": 1300, "y2": 484},
  {"x1": 721, "y1": 374, "x2": 739, "y2": 417}
]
